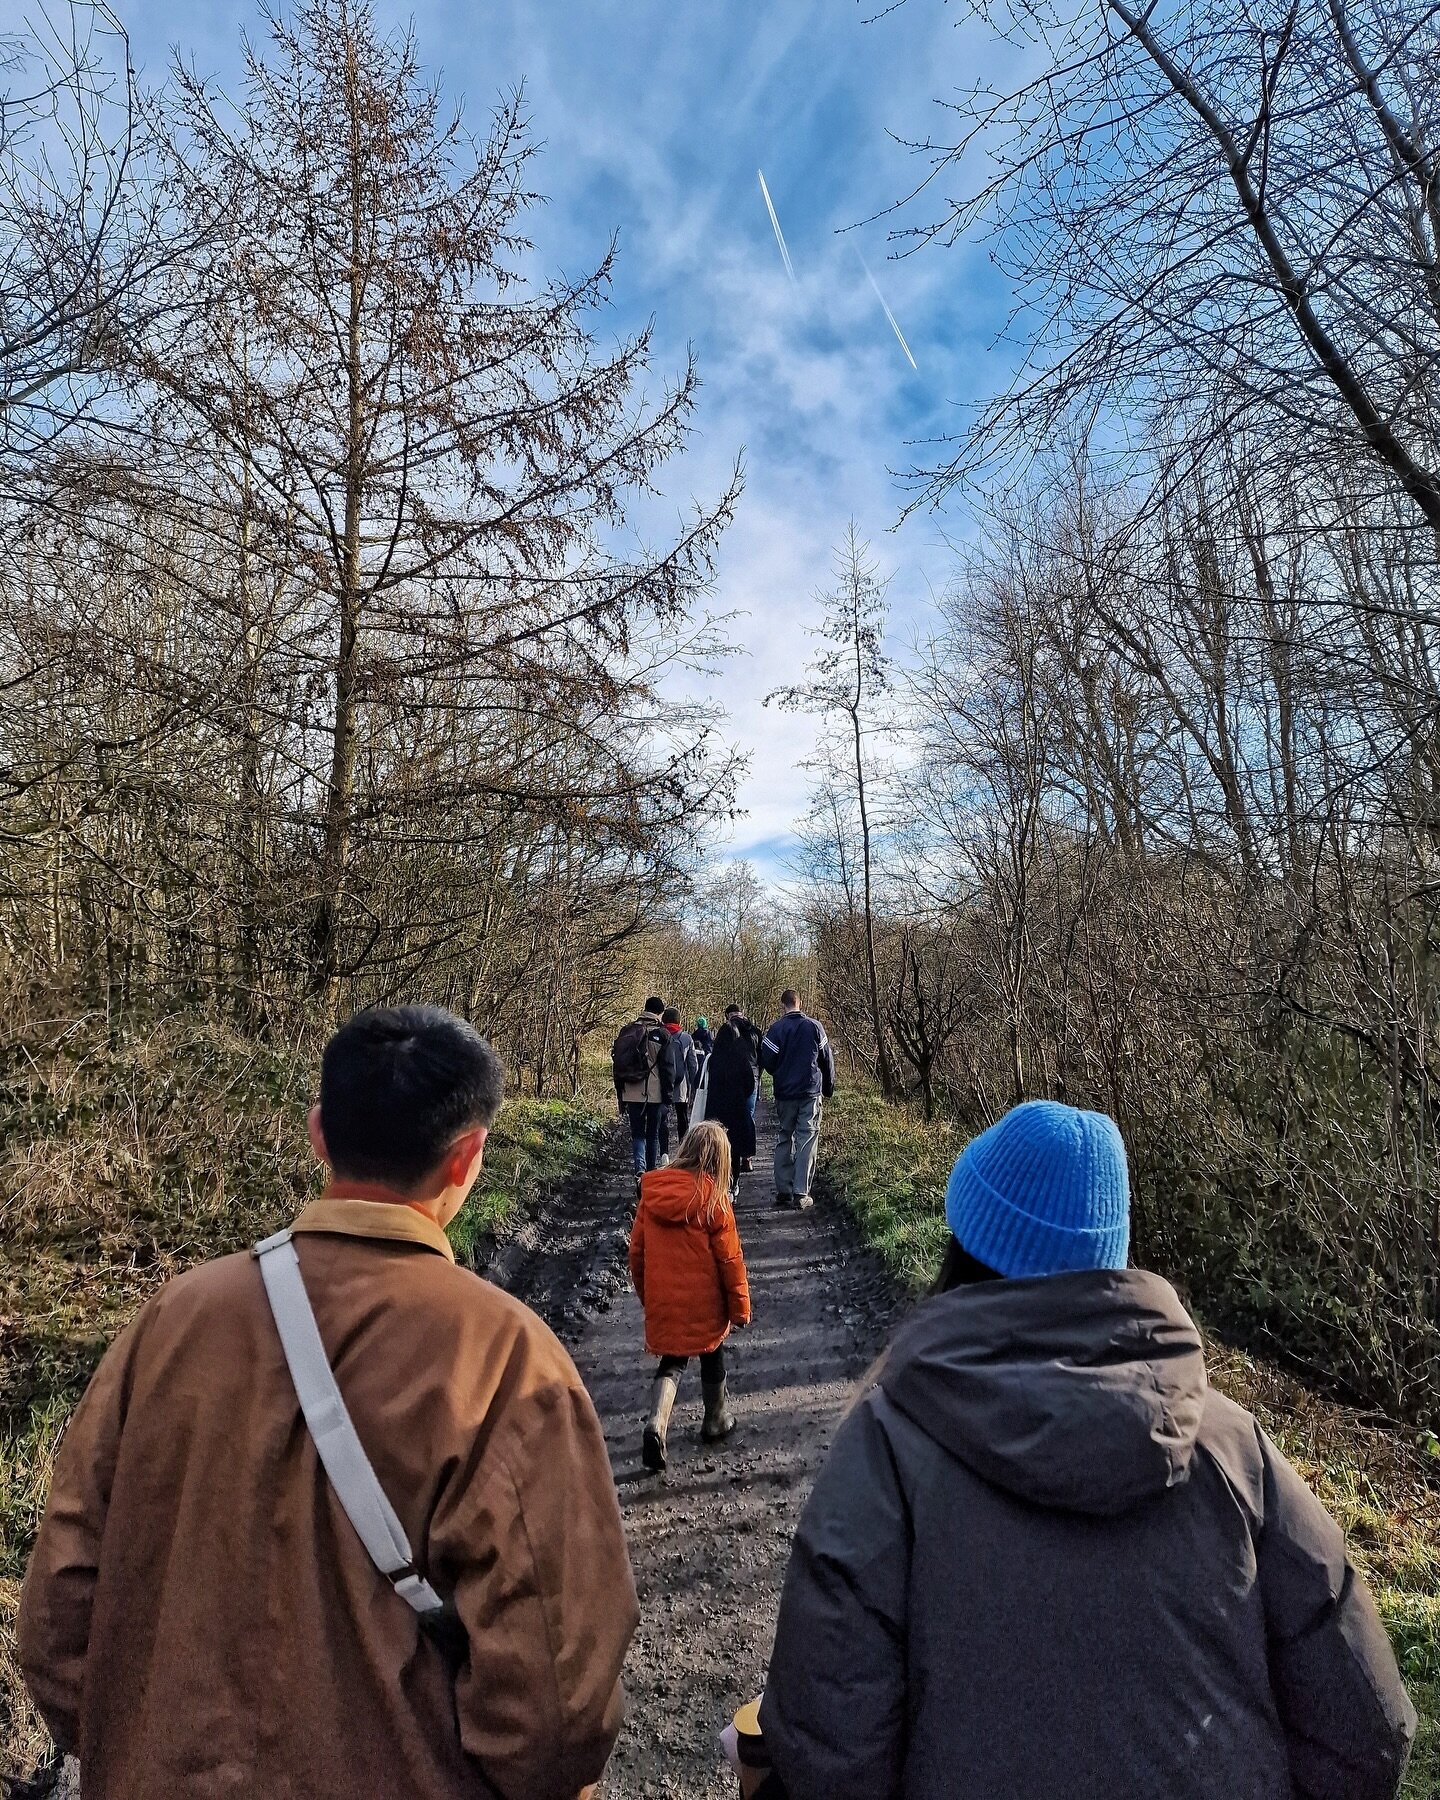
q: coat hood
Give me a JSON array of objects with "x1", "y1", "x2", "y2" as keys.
[
  {"x1": 640, "y1": 1167, "x2": 719, "y2": 1225},
  {"x1": 880, "y1": 1269, "x2": 1206, "y2": 1517}
]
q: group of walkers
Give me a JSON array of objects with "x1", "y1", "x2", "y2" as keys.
[
  {"x1": 612, "y1": 988, "x2": 835, "y2": 1207},
  {"x1": 619, "y1": 987, "x2": 836, "y2": 1472},
  {"x1": 18, "y1": 1002, "x2": 1419, "y2": 1799}
]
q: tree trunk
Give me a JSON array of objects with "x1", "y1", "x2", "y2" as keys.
[
  {"x1": 310, "y1": 33, "x2": 366, "y2": 1016},
  {"x1": 852, "y1": 700, "x2": 897, "y2": 1099}
]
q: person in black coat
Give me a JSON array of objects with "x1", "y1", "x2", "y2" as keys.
[
  {"x1": 705, "y1": 1020, "x2": 757, "y2": 1174},
  {"x1": 723, "y1": 1004, "x2": 762, "y2": 1170}
]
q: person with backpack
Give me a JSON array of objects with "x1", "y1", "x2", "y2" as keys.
[
  {"x1": 693, "y1": 1015, "x2": 715, "y2": 1058},
  {"x1": 629, "y1": 1120, "x2": 751, "y2": 1472},
  {"x1": 662, "y1": 1006, "x2": 701, "y2": 1140},
  {"x1": 760, "y1": 990, "x2": 835, "y2": 1209},
  {"x1": 758, "y1": 1100, "x2": 1416, "y2": 1800},
  {"x1": 19, "y1": 1005, "x2": 639, "y2": 1800},
  {"x1": 613, "y1": 996, "x2": 679, "y2": 1193}
]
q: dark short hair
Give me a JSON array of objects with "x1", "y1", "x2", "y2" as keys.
[
  {"x1": 725, "y1": 1003, "x2": 741, "y2": 1016},
  {"x1": 643, "y1": 994, "x2": 665, "y2": 1015},
  {"x1": 780, "y1": 988, "x2": 800, "y2": 1009},
  {"x1": 320, "y1": 1005, "x2": 504, "y2": 1189},
  {"x1": 661, "y1": 1006, "x2": 682, "y2": 1025}
]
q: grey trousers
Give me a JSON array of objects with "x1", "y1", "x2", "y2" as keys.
[{"x1": 774, "y1": 1093, "x2": 823, "y2": 1197}]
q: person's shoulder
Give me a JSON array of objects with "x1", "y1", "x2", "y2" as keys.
[
  {"x1": 457, "y1": 1265, "x2": 583, "y2": 1373},
  {"x1": 98, "y1": 1249, "x2": 269, "y2": 1369},
  {"x1": 382, "y1": 1252, "x2": 589, "y2": 1401},
  {"x1": 401, "y1": 1251, "x2": 550, "y2": 1327},
  {"x1": 145, "y1": 1247, "x2": 264, "y2": 1320},
  {"x1": 1193, "y1": 1385, "x2": 1267, "y2": 1512}
]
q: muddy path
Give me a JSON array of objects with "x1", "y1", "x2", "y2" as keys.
[{"x1": 490, "y1": 1099, "x2": 905, "y2": 1799}]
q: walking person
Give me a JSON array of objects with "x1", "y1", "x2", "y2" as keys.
[
  {"x1": 760, "y1": 989, "x2": 835, "y2": 1209},
  {"x1": 693, "y1": 1015, "x2": 715, "y2": 1058},
  {"x1": 662, "y1": 1006, "x2": 700, "y2": 1140},
  {"x1": 724, "y1": 1002, "x2": 763, "y2": 1171},
  {"x1": 613, "y1": 994, "x2": 678, "y2": 1194},
  {"x1": 19, "y1": 1005, "x2": 639, "y2": 1800},
  {"x1": 629, "y1": 1121, "x2": 751, "y2": 1472},
  {"x1": 759, "y1": 1100, "x2": 1416, "y2": 1800},
  {"x1": 706, "y1": 1014, "x2": 758, "y2": 1179}
]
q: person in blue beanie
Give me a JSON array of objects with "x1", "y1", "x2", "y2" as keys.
[{"x1": 760, "y1": 1100, "x2": 1415, "y2": 1800}]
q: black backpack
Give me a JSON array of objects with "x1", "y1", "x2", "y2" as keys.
[{"x1": 612, "y1": 1018, "x2": 661, "y2": 1087}]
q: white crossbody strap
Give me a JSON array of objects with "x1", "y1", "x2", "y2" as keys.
[{"x1": 254, "y1": 1228, "x2": 443, "y2": 1616}]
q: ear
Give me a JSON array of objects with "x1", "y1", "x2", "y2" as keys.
[
  {"x1": 446, "y1": 1126, "x2": 488, "y2": 1188},
  {"x1": 307, "y1": 1104, "x2": 329, "y2": 1167}
]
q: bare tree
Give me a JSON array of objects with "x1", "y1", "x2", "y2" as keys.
[
  {"x1": 143, "y1": 0, "x2": 739, "y2": 1013},
  {"x1": 891, "y1": 0, "x2": 1440, "y2": 534},
  {"x1": 770, "y1": 525, "x2": 900, "y2": 1096},
  {"x1": 0, "y1": 2, "x2": 175, "y2": 479},
  {"x1": 803, "y1": 434, "x2": 1440, "y2": 1417},
  {"x1": 0, "y1": 0, "x2": 742, "y2": 1074}
]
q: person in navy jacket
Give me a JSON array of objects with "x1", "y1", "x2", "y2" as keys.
[{"x1": 760, "y1": 989, "x2": 835, "y2": 1209}]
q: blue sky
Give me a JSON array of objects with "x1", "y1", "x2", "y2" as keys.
[{"x1": 122, "y1": 0, "x2": 1022, "y2": 878}]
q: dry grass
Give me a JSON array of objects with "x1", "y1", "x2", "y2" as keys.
[{"x1": 0, "y1": 1576, "x2": 51, "y2": 1787}]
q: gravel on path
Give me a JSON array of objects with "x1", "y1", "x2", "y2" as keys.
[{"x1": 491, "y1": 1098, "x2": 904, "y2": 1799}]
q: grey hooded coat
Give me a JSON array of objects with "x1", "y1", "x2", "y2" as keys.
[{"x1": 761, "y1": 1269, "x2": 1415, "y2": 1800}]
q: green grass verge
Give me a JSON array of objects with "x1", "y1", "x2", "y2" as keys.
[
  {"x1": 446, "y1": 1093, "x2": 611, "y2": 1265},
  {"x1": 817, "y1": 1088, "x2": 1440, "y2": 1797}
]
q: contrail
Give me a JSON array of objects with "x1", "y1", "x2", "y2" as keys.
[
  {"x1": 757, "y1": 169, "x2": 796, "y2": 284},
  {"x1": 856, "y1": 249, "x2": 918, "y2": 371}
]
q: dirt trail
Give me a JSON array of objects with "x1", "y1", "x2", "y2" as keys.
[{"x1": 491, "y1": 1098, "x2": 903, "y2": 1798}]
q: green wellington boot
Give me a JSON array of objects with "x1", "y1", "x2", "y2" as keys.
[
  {"x1": 642, "y1": 1370, "x2": 680, "y2": 1472},
  {"x1": 701, "y1": 1377, "x2": 736, "y2": 1443}
]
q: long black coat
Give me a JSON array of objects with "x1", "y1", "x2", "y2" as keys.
[{"x1": 704, "y1": 1024, "x2": 756, "y2": 1159}]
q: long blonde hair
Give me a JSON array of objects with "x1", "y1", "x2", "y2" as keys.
[{"x1": 670, "y1": 1119, "x2": 733, "y2": 1224}]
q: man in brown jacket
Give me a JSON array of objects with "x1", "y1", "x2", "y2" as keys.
[{"x1": 20, "y1": 1005, "x2": 638, "y2": 1800}]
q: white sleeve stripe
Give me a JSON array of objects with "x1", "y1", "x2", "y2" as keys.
[{"x1": 762, "y1": 1036, "x2": 780, "y2": 1053}]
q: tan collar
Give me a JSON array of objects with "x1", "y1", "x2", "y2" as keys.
[{"x1": 291, "y1": 1197, "x2": 456, "y2": 1263}]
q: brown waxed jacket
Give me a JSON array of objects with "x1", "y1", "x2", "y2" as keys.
[
  {"x1": 19, "y1": 1199, "x2": 639, "y2": 1800},
  {"x1": 763, "y1": 1269, "x2": 1416, "y2": 1800}
]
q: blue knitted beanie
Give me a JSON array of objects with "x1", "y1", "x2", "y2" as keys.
[{"x1": 944, "y1": 1100, "x2": 1130, "y2": 1279}]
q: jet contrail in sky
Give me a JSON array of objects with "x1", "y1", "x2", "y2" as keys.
[
  {"x1": 857, "y1": 249, "x2": 918, "y2": 371},
  {"x1": 757, "y1": 169, "x2": 796, "y2": 284}
]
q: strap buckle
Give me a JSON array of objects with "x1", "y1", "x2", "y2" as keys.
[{"x1": 393, "y1": 1569, "x2": 446, "y2": 1614}]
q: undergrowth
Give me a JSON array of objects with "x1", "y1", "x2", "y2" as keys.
[
  {"x1": 0, "y1": 1015, "x2": 609, "y2": 1781},
  {"x1": 816, "y1": 1087, "x2": 1440, "y2": 1798}
]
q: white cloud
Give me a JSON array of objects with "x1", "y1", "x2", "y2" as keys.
[{"x1": 125, "y1": 0, "x2": 1020, "y2": 880}]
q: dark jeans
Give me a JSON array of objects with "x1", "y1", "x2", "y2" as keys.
[
  {"x1": 674, "y1": 1100, "x2": 691, "y2": 1139},
  {"x1": 626, "y1": 1101, "x2": 663, "y2": 1174},
  {"x1": 658, "y1": 1347, "x2": 726, "y2": 1385}
]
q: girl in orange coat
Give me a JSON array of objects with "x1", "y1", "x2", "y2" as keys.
[{"x1": 629, "y1": 1119, "x2": 751, "y2": 1472}]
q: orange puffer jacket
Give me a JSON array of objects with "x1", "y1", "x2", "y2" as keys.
[{"x1": 629, "y1": 1168, "x2": 751, "y2": 1356}]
